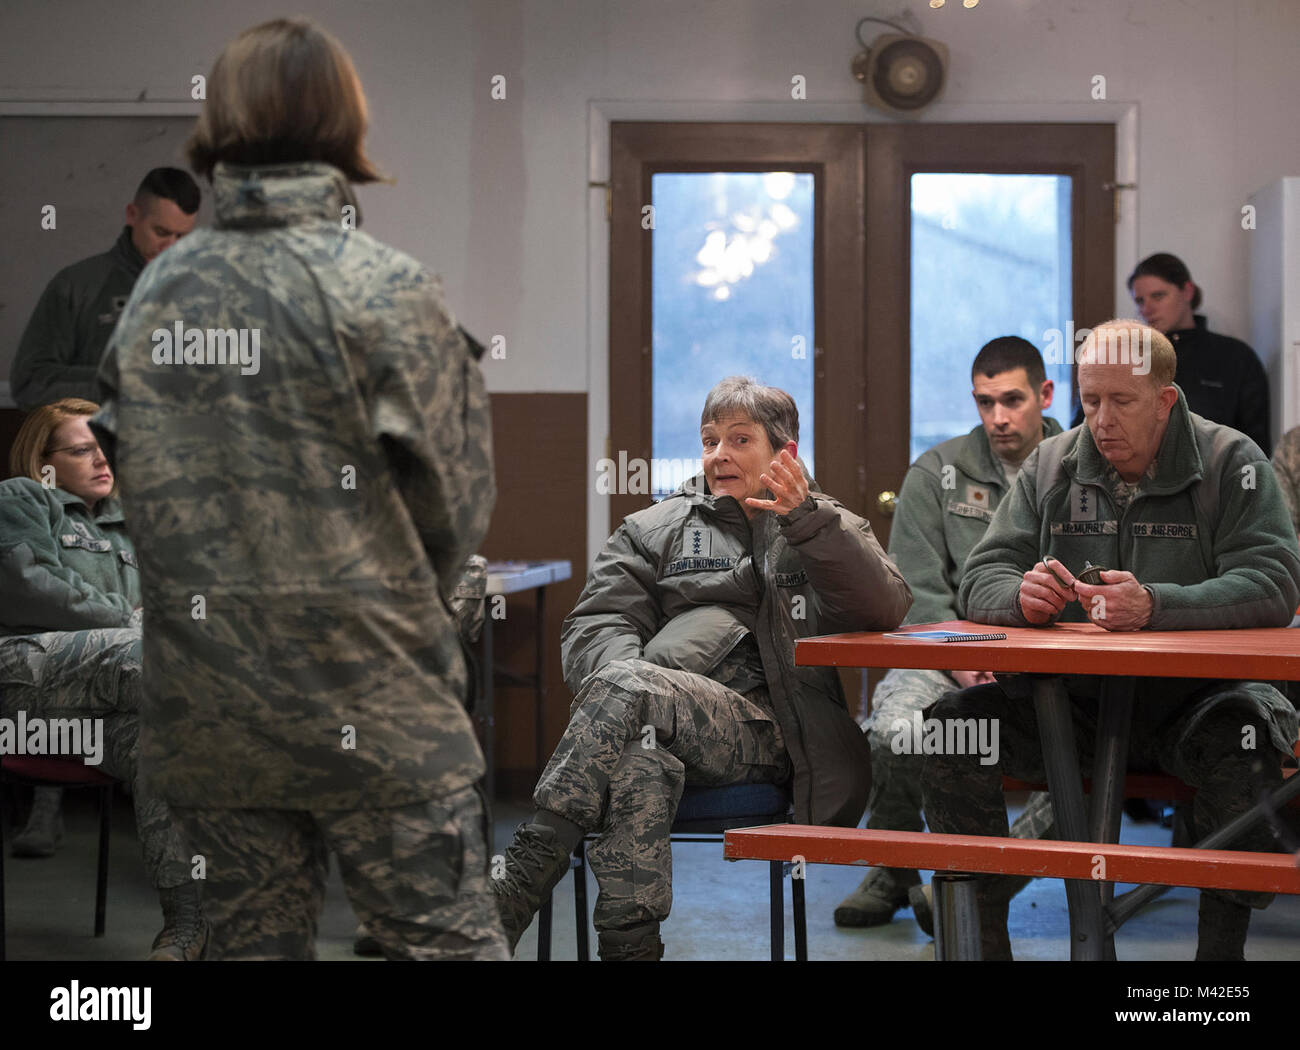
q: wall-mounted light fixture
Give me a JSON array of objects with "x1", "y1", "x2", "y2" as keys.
[{"x1": 851, "y1": 15, "x2": 949, "y2": 116}]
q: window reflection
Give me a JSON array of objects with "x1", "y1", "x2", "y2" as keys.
[
  {"x1": 910, "y1": 173, "x2": 1073, "y2": 462},
  {"x1": 652, "y1": 172, "x2": 815, "y2": 498}
]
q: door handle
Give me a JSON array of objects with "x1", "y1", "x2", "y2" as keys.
[{"x1": 877, "y1": 490, "x2": 897, "y2": 517}]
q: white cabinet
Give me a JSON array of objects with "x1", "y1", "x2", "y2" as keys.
[{"x1": 1250, "y1": 177, "x2": 1300, "y2": 445}]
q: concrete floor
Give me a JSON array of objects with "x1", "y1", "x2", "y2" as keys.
[{"x1": 3, "y1": 790, "x2": 1298, "y2": 961}]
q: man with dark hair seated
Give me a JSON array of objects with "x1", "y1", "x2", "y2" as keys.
[
  {"x1": 922, "y1": 320, "x2": 1300, "y2": 960},
  {"x1": 10, "y1": 167, "x2": 201, "y2": 412},
  {"x1": 491, "y1": 375, "x2": 912, "y2": 960}
]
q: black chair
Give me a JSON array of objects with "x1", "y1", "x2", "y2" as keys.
[
  {"x1": 0, "y1": 755, "x2": 114, "y2": 961},
  {"x1": 536, "y1": 782, "x2": 807, "y2": 961}
]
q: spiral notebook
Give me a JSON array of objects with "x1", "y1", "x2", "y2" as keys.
[{"x1": 882, "y1": 630, "x2": 1008, "y2": 642}]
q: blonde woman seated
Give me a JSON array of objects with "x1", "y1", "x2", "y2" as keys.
[{"x1": 0, "y1": 398, "x2": 205, "y2": 959}]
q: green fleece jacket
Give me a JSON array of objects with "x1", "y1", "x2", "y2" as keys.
[
  {"x1": 960, "y1": 386, "x2": 1300, "y2": 631},
  {"x1": 0, "y1": 477, "x2": 139, "y2": 635},
  {"x1": 890, "y1": 417, "x2": 1063, "y2": 626},
  {"x1": 9, "y1": 227, "x2": 145, "y2": 411}
]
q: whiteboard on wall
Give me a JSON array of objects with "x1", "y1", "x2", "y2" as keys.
[{"x1": 0, "y1": 115, "x2": 211, "y2": 406}]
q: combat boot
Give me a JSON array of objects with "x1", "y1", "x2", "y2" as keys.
[
  {"x1": 148, "y1": 883, "x2": 209, "y2": 961},
  {"x1": 11, "y1": 786, "x2": 64, "y2": 858},
  {"x1": 833, "y1": 866, "x2": 919, "y2": 927},
  {"x1": 490, "y1": 823, "x2": 573, "y2": 954},
  {"x1": 908, "y1": 883, "x2": 935, "y2": 937},
  {"x1": 353, "y1": 922, "x2": 382, "y2": 957},
  {"x1": 597, "y1": 921, "x2": 664, "y2": 961},
  {"x1": 1195, "y1": 893, "x2": 1251, "y2": 961}
]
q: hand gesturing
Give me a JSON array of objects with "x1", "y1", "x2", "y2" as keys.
[{"x1": 745, "y1": 450, "x2": 810, "y2": 516}]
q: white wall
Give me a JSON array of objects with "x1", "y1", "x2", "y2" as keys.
[
  {"x1": 4, "y1": 0, "x2": 1299, "y2": 558},
  {"x1": 1250, "y1": 177, "x2": 1300, "y2": 439},
  {"x1": 5, "y1": 0, "x2": 1299, "y2": 385}
]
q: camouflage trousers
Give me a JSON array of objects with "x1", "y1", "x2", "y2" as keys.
[
  {"x1": 921, "y1": 680, "x2": 1293, "y2": 910},
  {"x1": 171, "y1": 784, "x2": 508, "y2": 960},
  {"x1": 867, "y1": 668, "x2": 1053, "y2": 843},
  {"x1": 533, "y1": 658, "x2": 792, "y2": 932},
  {"x1": 0, "y1": 628, "x2": 190, "y2": 889}
]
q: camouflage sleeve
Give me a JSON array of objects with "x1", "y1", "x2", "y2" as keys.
[
  {"x1": 449, "y1": 554, "x2": 488, "y2": 643},
  {"x1": 0, "y1": 486, "x2": 134, "y2": 631},
  {"x1": 365, "y1": 269, "x2": 495, "y2": 597},
  {"x1": 1270, "y1": 426, "x2": 1300, "y2": 535},
  {"x1": 10, "y1": 276, "x2": 94, "y2": 412}
]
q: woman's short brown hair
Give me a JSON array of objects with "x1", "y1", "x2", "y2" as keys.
[
  {"x1": 186, "y1": 17, "x2": 385, "y2": 183},
  {"x1": 8, "y1": 398, "x2": 101, "y2": 482}
]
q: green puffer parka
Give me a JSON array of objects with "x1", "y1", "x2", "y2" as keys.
[{"x1": 562, "y1": 476, "x2": 912, "y2": 827}]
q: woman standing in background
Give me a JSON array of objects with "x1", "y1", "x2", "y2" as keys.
[{"x1": 1127, "y1": 252, "x2": 1272, "y2": 455}]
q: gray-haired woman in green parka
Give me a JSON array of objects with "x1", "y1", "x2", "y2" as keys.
[
  {"x1": 0, "y1": 398, "x2": 205, "y2": 959},
  {"x1": 492, "y1": 377, "x2": 912, "y2": 959}
]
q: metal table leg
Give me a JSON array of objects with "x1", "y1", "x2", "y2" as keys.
[
  {"x1": 1090, "y1": 676, "x2": 1134, "y2": 960},
  {"x1": 535, "y1": 584, "x2": 548, "y2": 777},
  {"x1": 792, "y1": 869, "x2": 807, "y2": 962},
  {"x1": 769, "y1": 860, "x2": 784, "y2": 961},
  {"x1": 1108, "y1": 768, "x2": 1300, "y2": 930},
  {"x1": 479, "y1": 615, "x2": 496, "y2": 806},
  {"x1": 932, "y1": 874, "x2": 981, "y2": 961},
  {"x1": 480, "y1": 580, "x2": 552, "y2": 798},
  {"x1": 1032, "y1": 675, "x2": 1106, "y2": 960}
]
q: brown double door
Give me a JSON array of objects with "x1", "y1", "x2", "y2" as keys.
[{"x1": 608, "y1": 121, "x2": 1115, "y2": 548}]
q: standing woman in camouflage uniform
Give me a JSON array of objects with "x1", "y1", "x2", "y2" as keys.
[
  {"x1": 91, "y1": 18, "x2": 504, "y2": 960},
  {"x1": 0, "y1": 399, "x2": 204, "y2": 959}
]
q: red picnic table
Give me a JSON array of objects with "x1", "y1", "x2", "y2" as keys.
[{"x1": 791, "y1": 620, "x2": 1300, "y2": 960}]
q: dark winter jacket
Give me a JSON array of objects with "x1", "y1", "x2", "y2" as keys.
[{"x1": 562, "y1": 476, "x2": 912, "y2": 827}]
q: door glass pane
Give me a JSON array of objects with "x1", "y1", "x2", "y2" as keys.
[
  {"x1": 651, "y1": 171, "x2": 814, "y2": 498},
  {"x1": 910, "y1": 173, "x2": 1073, "y2": 463}
]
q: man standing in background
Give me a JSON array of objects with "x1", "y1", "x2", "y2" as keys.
[{"x1": 10, "y1": 167, "x2": 200, "y2": 412}]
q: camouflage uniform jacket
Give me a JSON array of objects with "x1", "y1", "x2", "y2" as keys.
[
  {"x1": 890, "y1": 417, "x2": 1062, "y2": 625},
  {"x1": 10, "y1": 227, "x2": 145, "y2": 411},
  {"x1": 0, "y1": 477, "x2": 139, "y2": 635},
  {"x1": 92, "y1": 161, "x2": 495, "y2": 809},
  {"x1": 561, "y1": 477, "x2": 912, "y2": 827},
  {"x1": 960, "y1": 386, "x2": 1300, "y2": 753}
]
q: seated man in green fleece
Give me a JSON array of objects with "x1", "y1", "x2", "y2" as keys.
[{"x1": 922, "y1": 320, "x2": 1300, "y2": 961}]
